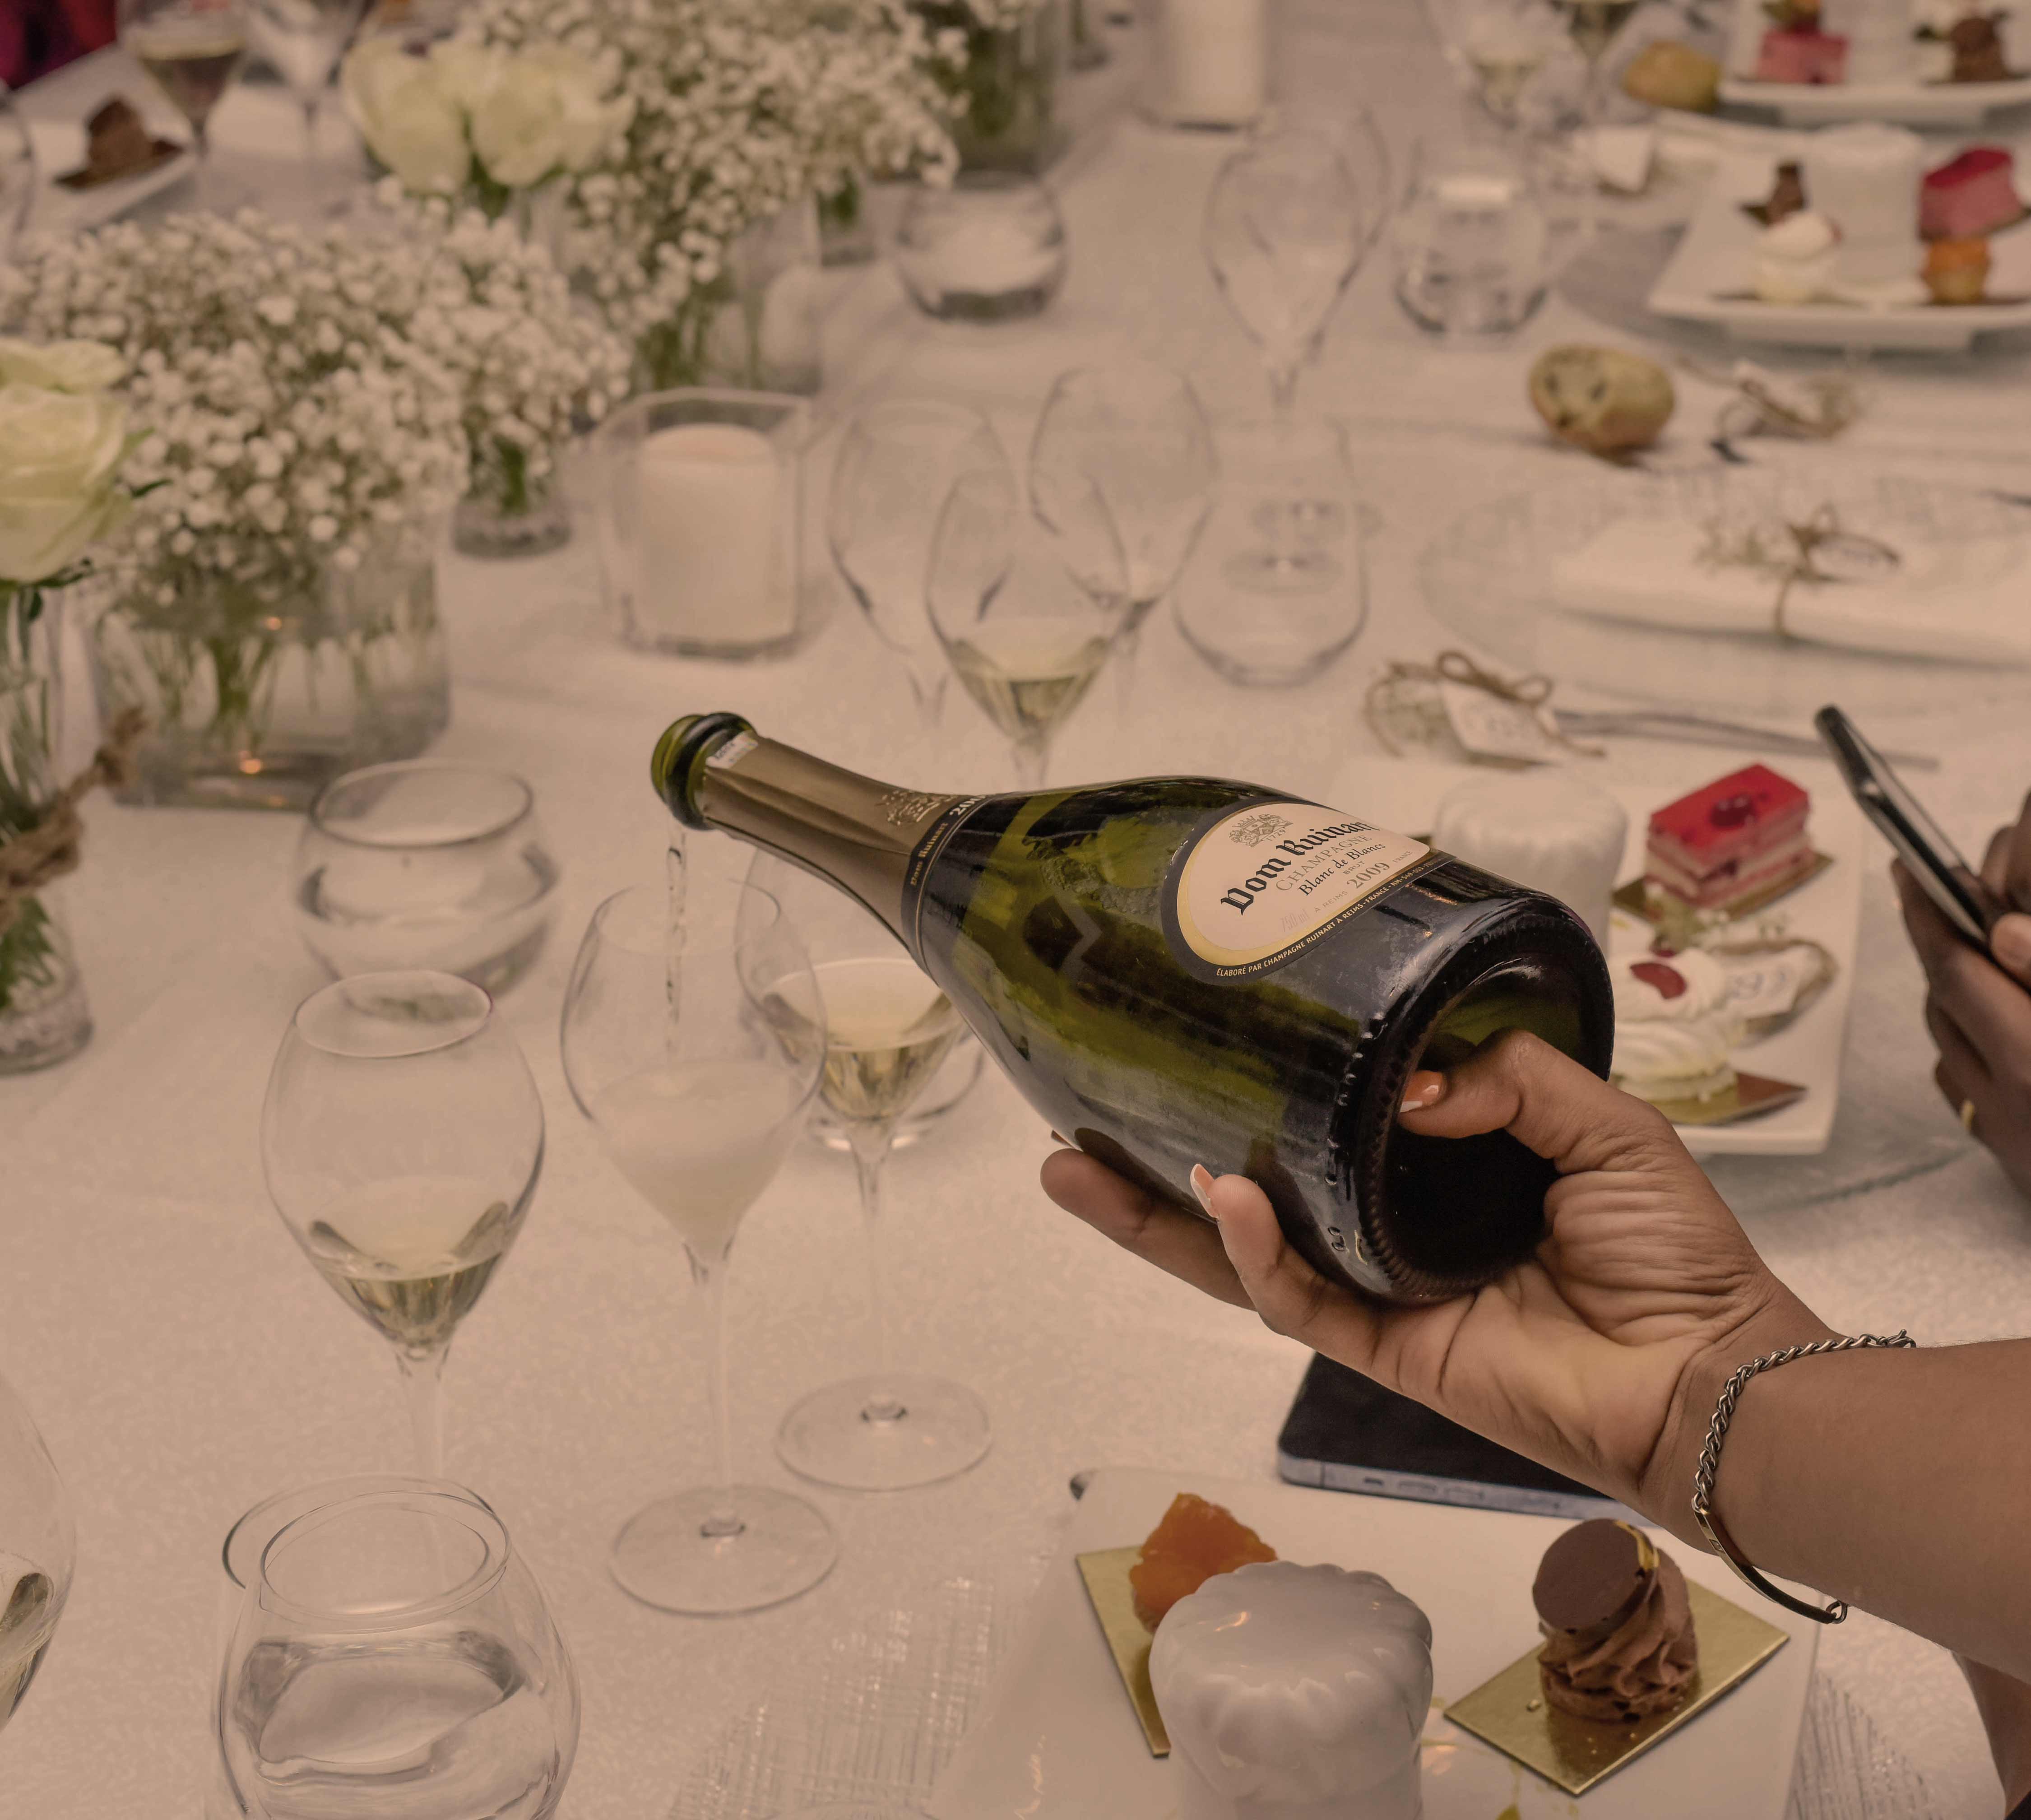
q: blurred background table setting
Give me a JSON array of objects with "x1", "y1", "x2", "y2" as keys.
[{"x1": 5, "y1": 0, "x2": 2031, "y2": 1814}]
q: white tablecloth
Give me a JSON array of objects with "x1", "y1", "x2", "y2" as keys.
[{"x1": 9, "y1": 5, "x2": 2031, "y2": 1816}]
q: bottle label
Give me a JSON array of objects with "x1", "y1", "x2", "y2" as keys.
[{"x1": 1164, "y1": 801, "x2": 1432, "y2": 980}]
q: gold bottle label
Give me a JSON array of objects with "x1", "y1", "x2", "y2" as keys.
[{"x1": 1164, "y1": 801, "x2": 1431, "y2": 980}]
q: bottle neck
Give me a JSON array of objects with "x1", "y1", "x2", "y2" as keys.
[{"x1": 681, "y1": 732, "x2": 973, "y2": 956}]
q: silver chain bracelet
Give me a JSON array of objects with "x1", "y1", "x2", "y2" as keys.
[{"x1": 1691, "y1": 1330, "x2": 1916, "y2": 1625}]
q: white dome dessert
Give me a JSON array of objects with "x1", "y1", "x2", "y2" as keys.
[{"x1": 1149, "y1": 1560, "x2": 1433, "y2": 1820}]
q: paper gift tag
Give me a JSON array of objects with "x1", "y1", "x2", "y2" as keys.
[{"x1": 1439, "y1": 679, "x2": 1567, "y2": 765}]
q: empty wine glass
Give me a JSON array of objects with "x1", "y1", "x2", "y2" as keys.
[
  {"x1": 928, "y1": 466, "x2": 1128, "y2": 791},
  {"x1": 1028, "y1": 362, "x2": 1218, "y2": 685},
  {"x1": 1204, "y1": 131, "x2": 1367, "y2": 422},
  {"x1": 828, "y1": 400, "x2": 1016, "y2": 730},
  {"x1": 216, "y1": 1477, "x2": 578, "y2": 1820},
  {"x1": 247, "y1": 0, "x2": 366, "y2": 182},
  {"x1": 0, "y1": 86, "x2": 35, "y2": 266},
  {"x1": 261, "y1": 970, "x2": 545, "y2": 1479},
  {"x1": 560, "y1": 877, "x2": 833, "y2": 1615},
  {"x1": 1254, "y1": 100, "x2": 1394, "y2": 251},
  {"x1": 1549, "y1": 0, "x2": 1640, "y2": 124},
  {"x1": 119, "y1": 0, "x2": 249, "y2": 209},
  {"x1": 748, "y1": 851, "x2": 989, "y2": 1494},
  {"x1": 0, "y1": 1367, "x2": 72, "y2": 1737}
]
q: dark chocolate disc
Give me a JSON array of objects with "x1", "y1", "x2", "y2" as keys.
[{"x1": 1532, "y1": 1519, "x2": 1657, "y2": 1635}]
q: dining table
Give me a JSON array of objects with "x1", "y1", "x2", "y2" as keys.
[{"x1": 8, "y1": 2, "x2": 2031, "y2": 1815}]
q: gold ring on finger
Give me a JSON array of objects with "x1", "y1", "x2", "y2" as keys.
[{"x1": 1961, "y1": 1098, "x2": 1979, "y2": 1134}]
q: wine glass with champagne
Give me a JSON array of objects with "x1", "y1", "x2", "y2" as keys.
[
  {"x1": 560, "y1": 873, "x2": 833, "y2": 1614},
  {"x1": 1027, "y1": 362, "x2": 1218, "y2": 694},
  {"x1": 928, "y1": 465, "x2": 1128, "y2": 793},
  {"x1": 751, "y1": 851, "x2": 990, "y2": 1494},
  {"x1": 0, "y1": 1367, "x2": 72, "y2": 1739},
  {"x1": 119, "y1": 0, "x2": 249, "y2": 209},
  {"x1": 827, "y1": 399, "x2": 1016, "y2": 733},
  {"x1": 261, "y1": 970, "x2": 545, "y2": 1479}
]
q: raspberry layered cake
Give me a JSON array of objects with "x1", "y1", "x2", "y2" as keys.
[{"x1": 1644, "y1": 764, "x2": 1816, "y2": 918}]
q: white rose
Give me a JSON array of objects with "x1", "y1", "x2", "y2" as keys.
[
  {"x1": 0, "y1": 383, "x2": 131, "y2": 583},
  {"x1": 519, "y1": 44, "x2": 633, "y2": 172},
  {"x1": 427, "y1": 38, "x2": 508, "y2": 113},
  {"x1": 0, "y1": 338, "x2": 126, "y2": 394},
  {"x1": 341, "y1": 37, "x2": 469, "y2": 195}
]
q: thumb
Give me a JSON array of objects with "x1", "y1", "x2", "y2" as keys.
[
  {"x1": 1398, "y1": 1029, "x2": 1672, "y2": 1176},
  {"x1": 1990, "y1": 911, "x2": 2031, "y2": 987}
]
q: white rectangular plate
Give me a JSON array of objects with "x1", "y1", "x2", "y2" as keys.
[
  {"x1": 1326, "y1": 758, "x2": 1864, "y2": 1158},
  {"x1": 1719, "y1": 71, "x2": 2031, "y2": 127},
  {"x1": 931, "y1": 1468, "x2": 1819, "y2": 1820},
  {"x1": 1649, "y1": 149, "x2": 2031, "y2": 351},
  {"x1": 26, "y1": 113, "x2": 191, "y2": 238}
]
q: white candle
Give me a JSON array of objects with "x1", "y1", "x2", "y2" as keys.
[
  {"x1": 1804, "y1": 123, "x2": 1923, "y2": 286},
  {"x1": 1432, "y1": 773, "x2": 1629, "y2": 950},
  {"x1": 1144, "y1": 0, "x2": 1269, "y2": 127},
  {"x1": 636, "y1": 423, "x2": 794, "y2": 646}
]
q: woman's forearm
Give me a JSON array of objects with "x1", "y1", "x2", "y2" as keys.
[{"x1": 1649, "y1": 1319, "x2": 2031, "y2": 1684}]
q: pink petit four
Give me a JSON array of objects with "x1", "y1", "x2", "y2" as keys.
[
  {"x1": 1920, "y1": 147, "x2": 2023, "y2": 241},
  {"x1": 1756, "y1": 28, "x2": 1849, "y2": 83},
  {"x1": 1645, "y1": 765, "x2": 1814, "y2": 911}
]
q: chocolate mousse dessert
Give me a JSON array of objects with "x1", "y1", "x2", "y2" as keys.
[{"x1": 1532, "y1": 1518, "x2": 1699, "y2": 1724}]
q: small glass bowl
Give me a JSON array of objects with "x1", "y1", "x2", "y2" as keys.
[
  {"x1": 893, "y1": 174, "x2": 1069, "y2": 323},
  {"x1": 292, "y1": 763, "x2": 559, "y2": 996}
]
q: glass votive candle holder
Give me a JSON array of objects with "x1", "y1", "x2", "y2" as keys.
[
  {"x1": 594, "y1": 387, "x2": 812, "y2": 659},
  {"x1": 1173, "y1": 418, "x2": 1370, "y2": 687},
  {"x1": 1391, "y1": 140, "x2": 1561, "y2": 340},
  {"x1": 893, "y1": 173, "x2": 1069, "y2": 324},
  {"x1": 292, "y1": 762, "x2": 559, "y2": 996}
]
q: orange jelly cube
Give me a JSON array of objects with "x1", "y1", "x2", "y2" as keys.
[{"x1": 1128, "y1": 1492, "x2": 1277, "y2": 1631}]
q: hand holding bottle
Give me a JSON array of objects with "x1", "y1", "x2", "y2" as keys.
[{"x1": 1039, "y1": 1030, "x2": 1834, "y2": 1542}]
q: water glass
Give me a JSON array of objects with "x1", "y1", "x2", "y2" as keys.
[
  {"x1": 293, "y1": 763, "x2": 559, "y2": 996},
  {"x1": 1173, "y1": 418, "x2": 1369, "y2": 686},
  {"x1": 595, "y1": 388, "x2": 811, "y2": 660},
  {"x1": 0, "y1": 1368, "x2": 72, "y2": 1738},
  {"x1": 215, "y1": 1477, "x2": 578, "y2": 1820},
  {"x1": 1391, "y1": 140, "x2": 1567, "y2": 339},
  {"x1": 893, "y1": 174, "x2": 1069, "y2": 323}
]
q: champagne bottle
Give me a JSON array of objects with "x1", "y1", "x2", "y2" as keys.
[{"x1": 654, "y1": 714, "x2": 1613, "y2": 1304}]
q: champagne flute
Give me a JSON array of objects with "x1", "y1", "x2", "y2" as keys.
[
  {"x1": 1027, "y1": 362, "x2": 1218, "y2": 688},
  {"x1": 0, "y1": 1367, "x2": 72, "y2": 1736},
  {"x1": 119, "y1": 0, "x2": 249, "y2": 208},
  {"x1": 560, "y1": 878, "x2": 833, "y2": 1614},
  {"x1": 1549, "y1": 0, "x2": 1641, "y2": 125},
  {"x1": 0, "y1": 86, "x2": 35, "y2": 268},
  {"x1": 928, "y1": 466, "x2": 1128, "y2": 792},
  {"x1": 246, "y1": 0, "x2": 366, "y2": 172},
  {"x1": 1203, "y1": 131, "x2": 1367, "y2": 422},
  {"x1": 751, "y1": 852, "x2": 989, "y2": 1494},
  {"x1": 261, "y1": 970, "x2": 545, "y2": 1478},
  {"x1": 216, "y1": 1478, "x2": 578, "y2": 1820},
  {"x1": 1255, "y1": 100, "x2": 1394, "y2": 251},
  {"x1": 827, "y1": 399, "x2": 1015, "y2": 731}
]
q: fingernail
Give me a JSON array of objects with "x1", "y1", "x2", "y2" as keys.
[
  {"x1": 1400, "y1": 1070, "x2": 1447, "y2": 1113},
  {"x1": 1050, "y1": 1130, "x2": 1069, "y2": 1145},
  {"x1": 1189, "y1": 1164, "x2": 1217, "y2": 1217},
  {"x1": 1993, "y1": 913, "x2": 2031, "y2": 978}
]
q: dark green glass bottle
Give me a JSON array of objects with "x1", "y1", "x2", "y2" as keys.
[{"x1": 655, "y1": 713, "x2": 1613, "y2": 1304}]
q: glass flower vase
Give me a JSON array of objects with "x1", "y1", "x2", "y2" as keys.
[
  {"x1": 926, "y1": 0, "x2": 1068, "y2": 176},
  {"x1": 88, "y1": 514, "x2": 451, "y2": 812},
  {"x1": 453, "y1": 439, "x2": 573, "y2": 560},
  {"x1": 634, "y1": 199, "x2": 825, "y2": 397},
  {"x1": 0, "y1": 584, "x2": 93, "y2": 1074}
]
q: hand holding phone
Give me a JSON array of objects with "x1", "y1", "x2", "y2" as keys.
[{"x1": 1820, "y1": 704, "x2": 2031, "y2": 1198}]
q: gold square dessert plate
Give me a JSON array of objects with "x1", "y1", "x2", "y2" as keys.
[{"x1": 932, "y1": 1469, "x2": 1820, "y2": 1820}]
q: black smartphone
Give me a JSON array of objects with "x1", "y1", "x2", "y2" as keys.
[
  {"x1": 1815, "y1": 704, "x2": 2004, "y2": 950},
  {"x1": 1276, "y1": 1354, "x2": 1632, "y2": 1523}
]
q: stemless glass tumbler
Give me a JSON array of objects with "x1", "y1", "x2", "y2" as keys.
[
  {"x1": 215, "y1": 1478, "x2": 578, "y2": 1820},
  {"x1": 0, "y1": 1367, "x2": 73, "y2": 1738}
]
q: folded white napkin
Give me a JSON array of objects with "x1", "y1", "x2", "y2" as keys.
[{"x1": 1551, "y1": 515, "x2": 2031, "y2": 666}]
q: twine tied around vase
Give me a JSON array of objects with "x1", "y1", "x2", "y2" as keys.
[
  {"x1": 0, "y1": 707, "x2": 147, "y2": 938},
  {"x1": 1696, "y1": 505, "x2": 1901, "y2": 641}
]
